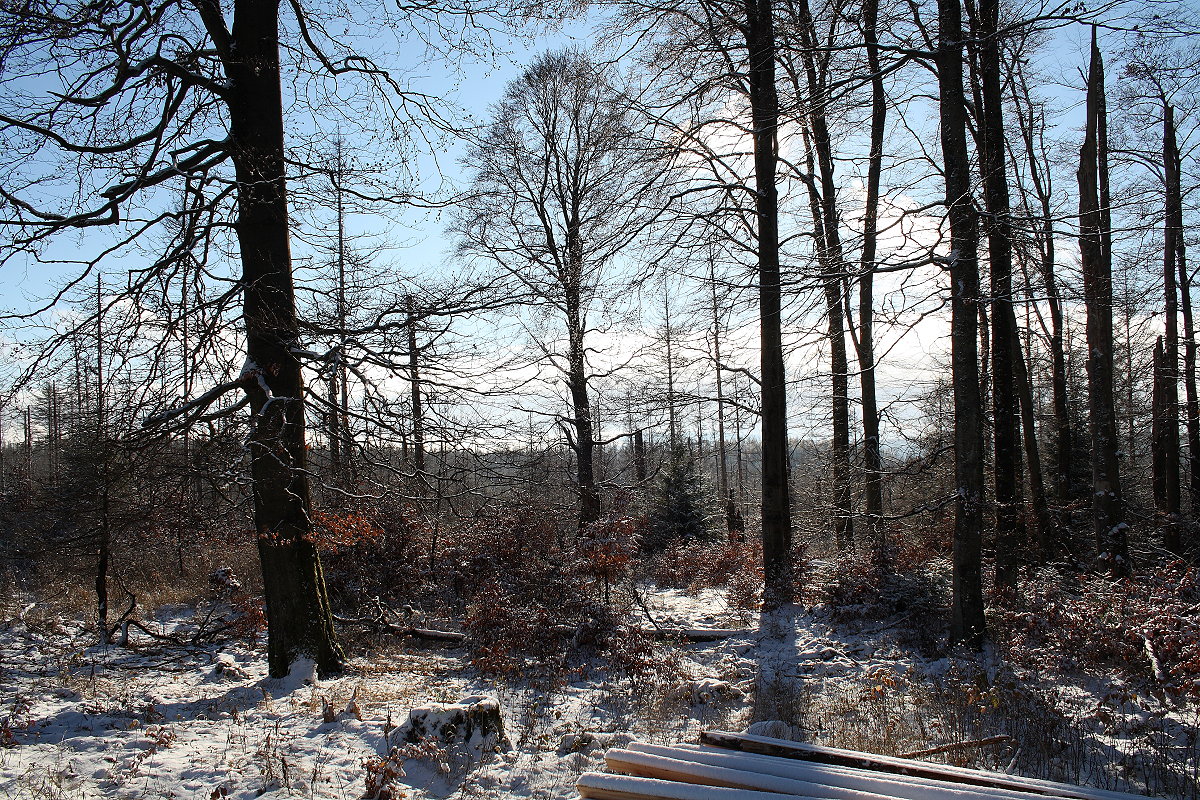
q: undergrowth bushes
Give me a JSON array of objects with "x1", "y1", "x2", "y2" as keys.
[
  {"x1": 994, "y1": 561, "x2": 1200, "y2": 700},
  {"x1": 451, "y1": 505, "x2": 664, "y2": 678},
  {"x1": 643, "y1": 538, "x2": 763, "y2": 610}
]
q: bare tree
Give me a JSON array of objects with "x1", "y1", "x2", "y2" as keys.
[
  {"x1": 457, "y1": 48, "x2": 670, "y2": 528},
  {"x1": 0, "y1": 0, "x2": 531, "y2": 677}
]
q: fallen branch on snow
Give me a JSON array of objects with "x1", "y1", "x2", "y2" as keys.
[{"x1": 898, "y1": 735, "x2": 1012, "y2": 759}]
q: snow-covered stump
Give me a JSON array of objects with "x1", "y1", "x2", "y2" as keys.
[{"x1": 398, "y1": 694, "x2": 508, "y2": 751}]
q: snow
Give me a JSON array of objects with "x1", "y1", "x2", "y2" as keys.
[{"x1": 0, "y1": 586, "x2": 1194, "y2": 800}]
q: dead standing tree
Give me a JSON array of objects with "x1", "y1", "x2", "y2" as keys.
[{"x1": 1078, "y1": 29, "x2": 1130, "y2": 574}]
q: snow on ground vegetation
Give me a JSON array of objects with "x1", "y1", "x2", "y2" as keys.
[{"x1": 0, "y1": 576, "x2": 1197, "y2": 800}]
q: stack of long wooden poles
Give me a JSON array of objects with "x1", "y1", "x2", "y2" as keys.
[{"x1": 576, "y1": 731, "x2": 1154, "y2": 800}]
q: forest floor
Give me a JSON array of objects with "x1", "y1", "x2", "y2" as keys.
[{"x1": 0, "y1": 571, "x2": 1197, "y2": 800}]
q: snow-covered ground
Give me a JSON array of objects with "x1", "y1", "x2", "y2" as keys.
[{"x1": 0, "y1": 586, "x2": 1195, "y2": 799}]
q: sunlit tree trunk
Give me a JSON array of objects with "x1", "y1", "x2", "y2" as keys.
[
  {"x1": 226, "y1": 0, "x2": 343, "y2": 677},
  {"x1": 743, "y1": 0, "x2": 793, "y2": 607}
]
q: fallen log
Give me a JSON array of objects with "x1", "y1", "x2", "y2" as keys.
[
  {"x1": 654, "y1": 628, "x2": 754, "y2": 642},
  {"x1": 898, "y1": 737, "x2": 1012, "y2": 760},
  {"x1": 334, "y1": 615, "x2": 465, "y2": 643},
  {"x1": 699, "y1": 731, "x2": 1149, "y2": 800}
]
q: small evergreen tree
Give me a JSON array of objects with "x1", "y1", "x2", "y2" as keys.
[{"x1": 645, "y1": 445, "x2": 716, "y2": 552}]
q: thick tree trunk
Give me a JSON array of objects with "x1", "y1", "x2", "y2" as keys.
[
  {"x1": 634, "y1": 428, "x2": 647, "y2": 484},
  {"x1": 1078, "y1": 31, "x2": 1129, "y2": 574},
  {"x1": 973, "y1": 0, "x2": 1023, "y2": 589},
  {"x1": 743, "y1": 0, "x2": 793, "y2": 607},
  {"x1": 227, "y1": 0, "x2": 343, "y2": 677},
  {"x1": 567, "y1": 291, "x2": 600, "y2": 528},
  {"x1": 937, "y1": 0, "x2": 985, "y2": 647}
]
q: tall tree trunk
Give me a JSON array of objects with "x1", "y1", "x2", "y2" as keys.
[
  {"x1": 664, "y1": 289, "x2": 679, "y2": 446},
  {"x1": 743, "y1": 0, "x2": 793, "y2": 607},
  {"x1": 226, "y1": 0, "x2": 343, "y2": 677},
  {"x1": 1077, "y1": 30, "x2": 1129, "y2": 575},
  {"x1": 327, "y1": 368, "x2": 341, "y2": 476},
  {"x1": 790, "y1": 0, "x2": 852, "y2": 551},
  {"x1": 1013, "y1": 330, "x2": 1053, "y2": 555},
  {"x1": 634, "y1": 428, "x2": 647, "y2": 484},
  {"x1": 408, "y1": 296, "x2": 426, "y2": 475},
  {"x1": 857, "y1": 0, "x2": 887, "y2": 555},
  {"x1": 1162, "y1": 103, "x2": 1185, "y2": 553},
  {"x1": 937, "y1": 0, "x2": 986, "y2": 647},
  {"x1": 334, "y1": 140, "x2": 353, "y2": 483},
  {"x1": 95, "y1": 273, "x2": 109, "y2": 644},
  {"x1": 973, "y1": 0, "x2": 1023, "y2": 589}
]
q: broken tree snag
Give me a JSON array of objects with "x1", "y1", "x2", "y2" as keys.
[
  {"x1": 398, "y1": 695, "x2": 507, "y2": 750},
  {"x1": 1077, "y1": 28, "x2": 1129, "y2": 572},
  {"x1": 697, "y1": 731, "x2": 1146, "y2": 800}
]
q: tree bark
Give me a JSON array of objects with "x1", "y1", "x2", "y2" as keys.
[
  {"x1": 226, "y1": 0, "x2": 343, "y2": 677},
  {"x1": 857, "y1": 0, "x2": 887, "y2": 555},
  {"x1": 937, "y1": 0, "x2": 985, "y2": 647},
  {"x1": 973, "y1": 0, "x2": 1023, "y2": 589},
  {"x1": 408, "y1": 296, "x2": 426, "y2": 475},
  {"x1": 743, "y1": 0, "x2": 793, "y2": 607},
  {"x1": 1077, "y1": 30, "x2": 1129, "y2": 575},
  {"x1": 567, "y1": 285, "x2": 601, "y2": 528},
  {"x1": 1153, "y1": 336, "x2": 1167, "y2": 508},
  {"x1": 95, "y1": 273, "x2": 109, "y2": 643},
  {"x1": 1161, "y1": 103, "x2": 1184, "y2": 553},
  {"x1": 1013, "y1": 330, "x2": 1053, "y2": 556}
]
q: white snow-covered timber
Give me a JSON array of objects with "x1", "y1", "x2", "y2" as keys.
[
  {"x1": 623, "y1": 743, "x2": 1073, "y2": 800},
  {"x1": 578, "y1": 772, "x2": 824, "y2": 800},
  {"x1": 699, "y1": 732, "x2": 1155, "y2": 800},
  {"x1": 604, "y1": 748, "x2": 896, "y2": 799}
]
